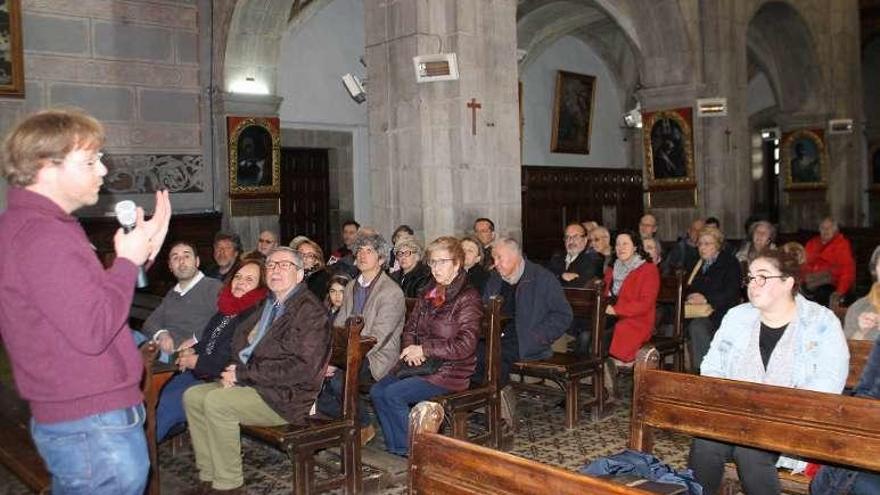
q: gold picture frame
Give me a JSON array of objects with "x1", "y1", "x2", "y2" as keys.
[
  {"x1": 781, "y1": 129, "x2": 826, "y2": 190},
  {"x1": 0, "y1": 0, "x2": 24, "y2": 98},
  {"x1": 227, "y1": 116, "x2": 281, "y2": 197},
  {"x1": 643, "y1": 108, "x2": 696, "y2": 190}
]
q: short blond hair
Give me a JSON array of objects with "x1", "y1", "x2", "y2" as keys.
[
  {"x1": 698, "y1": 226, "x2": 725, "y2": 250},
  {"x1": 3, "y1": 108, "x2": 105, "y2": 186}
]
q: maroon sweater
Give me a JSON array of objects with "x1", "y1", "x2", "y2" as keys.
[{"x1": 0, "y1": 188, "x2": 143, "y2": 423}]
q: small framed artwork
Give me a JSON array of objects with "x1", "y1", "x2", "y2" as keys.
[
  {"x1": 643, "y1": 107, "x2": 696, "y2": 190},
  {"x1": 870, "y1": 143, "x2": 880, "y2": 191},
  {"x1": 781, "y1": 129, "x2": 826, "y2": 190},
  {"x1": 227, "y1": 116, "x2": 280, "y2": 197},
  {"x1": 550, "y1": 70, "x2": 596, "y2": 154},
  {"x1": 0, "y1": 0, "x2": 24, "y2": 98}
]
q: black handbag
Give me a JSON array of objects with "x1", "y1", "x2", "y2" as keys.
[{"x1": 395, "y1": 300, "x2": 444, "y2": 379}]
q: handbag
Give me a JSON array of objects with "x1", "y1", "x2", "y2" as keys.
[
  {"x1": 395, "y1": 300, "x2": 444, "y2": 379},
  {"x1": 804, "y1": 270, "x2": 833, "y2": 290},
  {"x1": 684, "y1": 303, "x2": 714, "y2": 319}
]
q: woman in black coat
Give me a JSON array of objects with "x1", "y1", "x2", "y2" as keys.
[{"x1": 391, "y1": 236, "x2": 433, "y2": 297}]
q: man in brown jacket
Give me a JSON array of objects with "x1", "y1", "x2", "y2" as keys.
[{"x1": 183, "y1": 247, "x2": 330, "y2": 494}]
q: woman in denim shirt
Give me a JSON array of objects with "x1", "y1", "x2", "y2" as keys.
[{"x1": 689, "y1": 249, "x2": 849, "y2": 495}]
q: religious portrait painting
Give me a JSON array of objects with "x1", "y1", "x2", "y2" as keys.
[
  {"x1": 0, "y1": 0, "x2": 24, "y2": 97},
  {"x1": 643, "y1": 107, "x2": 696, "y2": 190},
  {"x1": 228, "y1": 116, "x2": 281, "y2": 197},
  {"x1": 781, "y1": 129, "x2": 826, "y2": 190},
  {"x1": 550, "y1": 70, "x2": 596, "y2": 154}
]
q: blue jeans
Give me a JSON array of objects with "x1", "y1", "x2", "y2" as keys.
[
  {"x1": 30, "y1": 404, "x2": 149, "y2": 494},
  {"x1": 157, "y1": 371, "x2": 202, "y2": 442},
  {"x1": 370, "y1": 374, "x2": 449, "y2": 456}
]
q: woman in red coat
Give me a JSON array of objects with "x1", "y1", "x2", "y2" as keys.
[{"x1": 603, "y1": 229, "x2": 660, "y2": 365}]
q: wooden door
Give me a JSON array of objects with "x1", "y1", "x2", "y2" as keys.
[{"x1": 280, "y1": 148, "x2": 330, "y2": 253}]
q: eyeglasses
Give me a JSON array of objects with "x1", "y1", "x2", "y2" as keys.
[
  {"x1": 265, "y1": 260, "x2": 301, "y2": 271},
  {"x1": 397, "y1": 250, "x2": 416, "y2": 258},
  {"x1": 743, "y1": 274, "x2": 787, "y2": 287},
  {"x1": 258, "y1": 238, "x2": 275, "y2": 244},
  {"x1": 298, "y1": 252, "x2": 319, "y2": 260},
  {"x1": 427, "y1": 258, "x2": 454, "y2": 268},
  {"x1": 563, "y1": 234, "x2": 585, "y2": 241}
]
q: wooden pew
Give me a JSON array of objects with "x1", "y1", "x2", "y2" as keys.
[
  {"x1": 407, "y1": 400, "x2": 652, "y2": 495},
  {"x1": 630, "y1": 344, "x2": 880, "y2": 494},
  {"x1": 649, "y1": 271, "x2": 686, "y2": 371},
  {"x1": 512, "y1": 281, "x2": 607, "y2": 429},
  {"x1": 240, "y1": 317, "x2": 375, "y2": 495}
]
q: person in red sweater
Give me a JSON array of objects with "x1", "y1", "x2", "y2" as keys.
[
  {"x1": 802, "y1": 217, "x2": 855, "y2": 307},
  {"x1": 603, "y1": 230, "x2": 661, "y2": 366},
  {"x1": 0, "y1": 109, "x2": 171, "y2": 493}
]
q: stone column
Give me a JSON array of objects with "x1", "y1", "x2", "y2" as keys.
[{"x1": 365, "y1": 0, "x2": 521, "y2": 243}]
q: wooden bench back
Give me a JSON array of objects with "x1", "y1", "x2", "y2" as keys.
[
  {"x1": 848, "y1": 338, "x2": 873, "y2": 389},
  {"x1": 630, "y1": 346, "x2": 880, "y2": 472},
  {"x1": 563, "y1": 281, "x2": 606, "y2": 357},
  {"x1": 330, "y1": 317, "x2": 374, "y2": 423},
  {"x1": 408, "y1": 401, "x2": 651, "y2": 495},
  {"x1": 656, "y1": 271, "x2": 685, "y2": 339}
]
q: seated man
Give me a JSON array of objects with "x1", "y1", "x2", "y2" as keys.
[
  {"x1": 802, "y1": 217, "x2": 855, "y2": 307},
  {"x1": 245, "y1": 229, "x2": 277, "y2": 259},
  {"x1": 639, "y1": 213, "x2": 658, "y2": 241},
  {"x1": 547, "y1": 222, "x2": 603, "y2": 287},
  {"x1": 183, "y1": 247, "x2": 330, "y2": 494},
  {"x1": 474, "y1": 237, "x2": 573, "y2": 387},
  {"x1": 204, "y1": 231, "x2": 242, "y2": 281},
  {"x1": 141, "y1": 241, "x2": 222, "y2": 361},
  {"x1": 327, "y1": 219, "x2": 360, "y2": 278},
  {"x1": 665, "y1": 218, "x2": 704, "y2": 273},
  {"x1": 320, "y1": 231, "x2": 405, "y2": 445}
]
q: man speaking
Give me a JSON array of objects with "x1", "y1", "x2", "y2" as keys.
[{"x1": 0, "y1": 108, "x2": 171, "y2": 493}]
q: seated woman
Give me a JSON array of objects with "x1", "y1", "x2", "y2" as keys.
[
  {"x1": 370, "y1": 236, "x2": 482, "y2": 457},
  {"x1": 735, "y1": 220, "x2": 776, "y2": 264},
  {"x1": 390, "y1": 236, "x2": 433, "y2": 297},
  {"x1": 685, "y1": 226, "x2": 742, "y2": 372},
  {"x1": 155, "y1": 260, "x2": 267, "y2": 442},
  {"x1": 689, "y1": 249, "x2": 849, "y2": 495},
  {"x1": 325, "y1": 273, "x2": 351, "y2": 320},
  {"x1": 603, "y1": 230, "x2": 660, "y2": 368},
  {"x1": 460, "y1": 236, "x2": 489, "y2": 295},
  {"x1": 297, "y1": 238, "x2": 331, "y2": 299},
  {"x1": 844, "y1": 245, "x2": 880, "y2": 340}
]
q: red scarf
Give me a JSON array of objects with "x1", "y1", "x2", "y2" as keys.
[
  {"x1": 424, "y1": 284, "x2": 446, "y2": 308},
  {"x1": 217, "y1": 285, "x2": 268, "y2": 316}
]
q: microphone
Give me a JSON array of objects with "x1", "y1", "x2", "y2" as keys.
[{"x1": 114, "y1": 200, "x2": 149, "y2": 289}]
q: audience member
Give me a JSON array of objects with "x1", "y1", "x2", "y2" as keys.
[
  {"x1": 476, "y1": 238, "x2": 573, "y2": 387},
  {"x1": 460, "y1": 236, "x2": 489, "y2": 294},
  {"x1": 255, "y1": 230, "x2": 278, "y2": 256},
  {"x1": 390, "y1": 236, "x2": 433, "y2": 297},
  {"x1": 183, "y1": 247, "x2": 330, "y2": 494},
  {"x1": 643, "y1": 237, "x2": 669, "y2": 276},
  {"x1": 325, "y1": 274, "x2": 350, "y2": 320},
  {"x1": 328, "y1": 220, "x2": 360, "y2": 278},
  {"x1": 155, "y1": 260, "x2": 267, "y2": 442},
  {"x1": 388, "y1": 224, "x2": 414, "y2": 272},
  {"x1": 689, "y1": 249, "x2": 848, "y2": 495},
  {"x1": 0, "y1": 108, "x2": 171, "y2": 493},
  {"x1": 781, "y1": 241, "x2": 807, "y2": 267},
  {"x1": 603, "y1": 230, "x2": 660, "y2": 369},
  {"x1": 297, "y1": 239, "x2": 330, "y2": 300},
  {"x1": 639, "y1": 213, "x2": 659, "y2": 240},
  {"x1": 547, "y1": 222, "x2": 604, "y2": 287},
  {"x1": 665, "y1": 218, "x2": 704, "y2": 272},
  {"x1": 735, "y1": 220, "x2": 776, "y2": 264},
  {"x1": 473, "y1": 217, "x2": 497, "y2": 269},
  {"x1": 705, "y1": 216, "x2": 720, "y2": 230},
  {"x1": 802, "y1": 217, "x2": 856, "y2": 306},
  {"x1": 322, "y1": 232, "x2": 405, "y2": 445},
  {"x1": 205, "y1": 232, "x2": 242, "y2": 281},
  {"x1": 590, "y1": 226, "x2": 613, "y2": 269},
  {"x1": 684, "y1": 226, "x2": 742, "y2": 372},
  {"x1": 142, "y1": 240, "x2": 223, "y2": 362},
  {"x1": 844, "y1": 245, "x2": 880, "y2": 340},
  {"x1": 288, "y1": 235, "x2": 309, "y2": 250},
  {"x1": 371, "y1": 237, "x2": 481, "y2": 457}
]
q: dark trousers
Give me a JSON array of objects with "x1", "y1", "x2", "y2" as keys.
[
  {"x1": 687, "y1": 317, "x2": 717, "y2": 373},
  {"x1": 803, "y1": 283, "x2": 836, "y2": 308},
  {"x1": 471, "y1": 335, "x2": 520, "y2": 388},
  {"x1": 317, "y1": 360, "x2": 373, "y2": 425},
  {"x1": 688, "y1": 438, "x2": 780, "y2": 495}
]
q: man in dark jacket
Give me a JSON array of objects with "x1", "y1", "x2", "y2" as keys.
[
  {"x1": 473, "y1": 237, "x2": 573, "y2": 387},
  {"x1": 547, "y1": 222, "x2": 604, "y2": 287},
  {"x1": 183, "y1": 247, "x2": 330, "y2": 494}
]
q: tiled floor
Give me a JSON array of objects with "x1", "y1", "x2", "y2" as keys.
[{"x1": 0, "y1": 382, "x2": 692, "y2": 494}]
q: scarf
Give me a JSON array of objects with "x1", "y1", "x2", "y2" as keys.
[
  {"x1": 217, "y1": 285, "x2": 268, "y2": 316},
  {"x1": 425, "y1": 284, "x2": 446, "y2": 308},
  {"x1": 870, "y1": 282, "x2": 880, "y2": 313},
  {"x1": 611, "y1": 254, "x2": 645, "y2": 295}
]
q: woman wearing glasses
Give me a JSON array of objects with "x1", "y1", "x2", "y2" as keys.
[
  {"x1": 296, "y1": 239, "x2": 331, "y2": 299},
  {"x1": 370, "y1": 236, "x2": 482, "y2": 456},
  {"x1": 689, "y1": 249, "x2": 848, "y2": 495},
  {"x1": 390, "y1": 236, "x2": 433, "y2": 297}
]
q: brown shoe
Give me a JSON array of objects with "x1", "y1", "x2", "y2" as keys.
[
  {"x1": 182, "y1": 481, "x2": 211, "y2": 495},
  {"x1": 360, "y1": 424, "x2": 376, "y2": 446}
]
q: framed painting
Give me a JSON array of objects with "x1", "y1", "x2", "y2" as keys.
[
  {"x1": 781, "y1": 129, "x2": 826, "y2": 190},
  {"x1": 228, "y1": 116, "x2": 281, "y2": 197},
  {"x1": 550, "y1": 70, "x2": 596, "y2": 154},
  {"x1": 871, "y1": 143, "x2": 880, "y2": 192},
  {"x1": 643, "y1": 107, "x2": 696, "y2": 190},
  {"x1": 0, "y1": 0, "x2": 24, "y2": 97}
]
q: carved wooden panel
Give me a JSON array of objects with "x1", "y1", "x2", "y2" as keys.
[{"x1": 522, "y1": 166, "x2": 643, "y2": 262}]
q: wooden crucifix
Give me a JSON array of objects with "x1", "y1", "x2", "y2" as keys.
[{"x1": 467, "y1": 98, "x2": 481, "y2": 135}]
